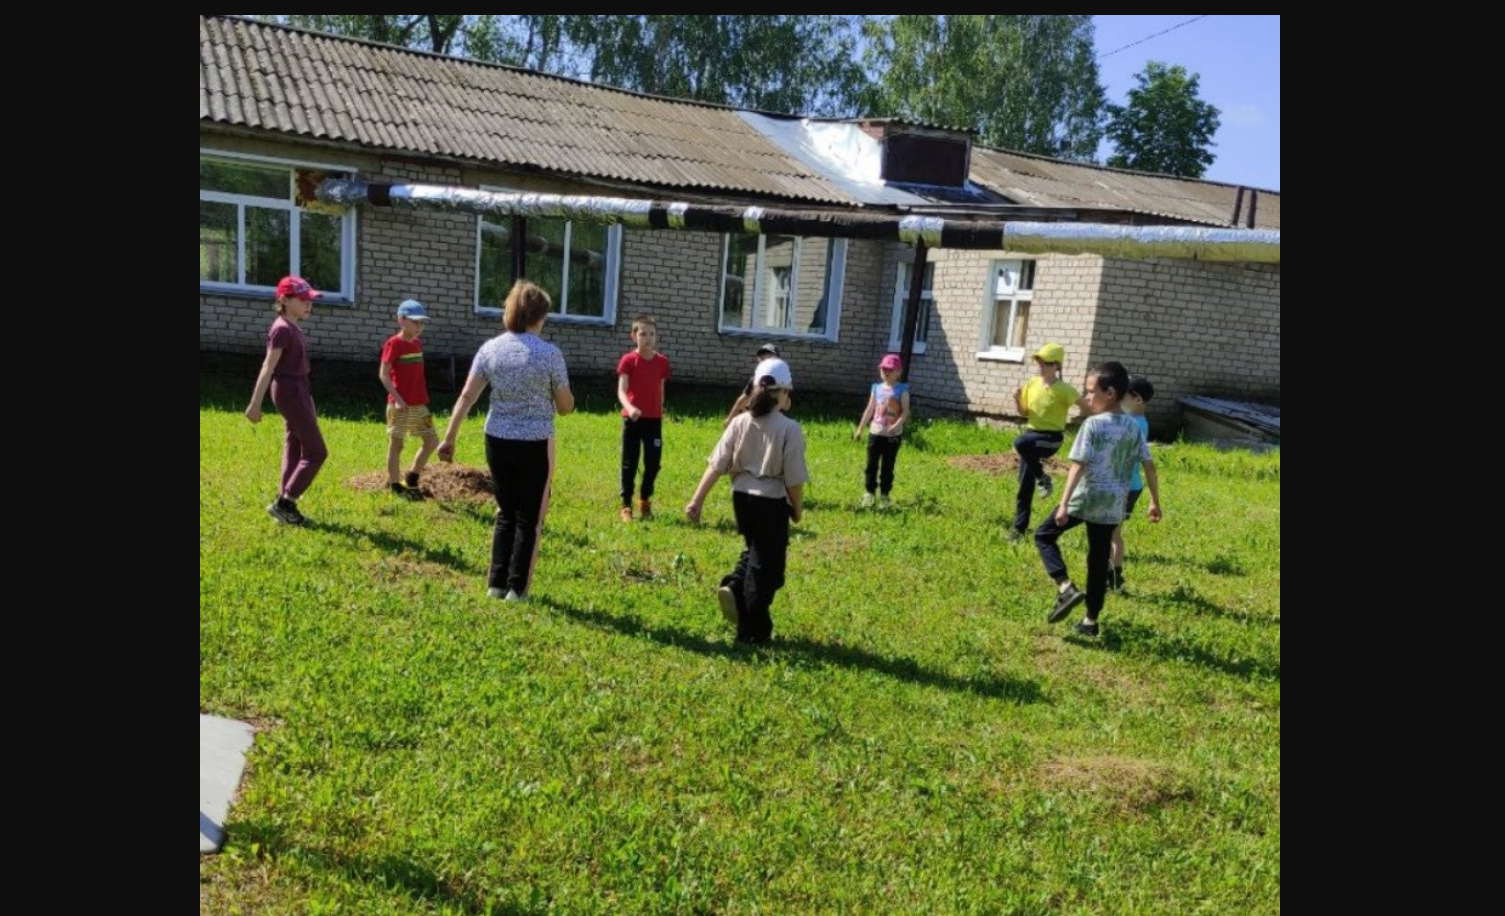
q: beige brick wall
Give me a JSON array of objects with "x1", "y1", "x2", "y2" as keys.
[
  {"x1": 908, "y1": 251, "x2": 1280, "y2": 432},
  {"x1": 889, "y1": 250, "x2": 1105, "y2": 417},
  {"x1": 551, "y1": 233, "x2": 889, "y2": 396},
  {"x1": 1093, "y1": 258, "x2": 1280, "y2": 431}
]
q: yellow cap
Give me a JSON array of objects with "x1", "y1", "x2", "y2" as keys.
[{"x1": 1033, "y1": 342, "x2": 1065, "y2": 364}]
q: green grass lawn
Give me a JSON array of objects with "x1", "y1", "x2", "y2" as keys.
[{"x1": 200, "y1": 360, "x2": 1279, "y2": 915}]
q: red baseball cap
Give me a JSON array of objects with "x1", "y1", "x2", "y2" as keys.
[{"x1": 275, "y1": 275, "x2": 322, "y2": 300}]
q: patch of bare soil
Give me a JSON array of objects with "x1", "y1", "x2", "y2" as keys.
[
  {"x1": 347, "y1": 464, "x2": 495, "y2": 504},
  {"x1": 946, "y1": 453, "x2": 1070, "y2": 476},
  {"x1": 1036, "y1": 755, "x2": 1193, "y2": 813}
]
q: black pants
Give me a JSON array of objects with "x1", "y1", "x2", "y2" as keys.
[
  {"x1": 722, "y1": 491, "x2": 791, "y2": 643},
  {"x1": 620, "y1": 418, "x2": 663, "y2": 506},
  {"x1": 485, "y1": 436, "x2": 553, "y2": 595},
  {"x1": 864, "y1": 434, "x2": 902, "y2": 495},
  {"x1": 1034, "y1": 512, "x2": 1115, "y2": 618},
  {"x1": 1013, "y1": 430, "x2": 1064, "y2": 534}
]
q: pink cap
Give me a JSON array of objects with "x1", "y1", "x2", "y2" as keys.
[{"x1": 275, "y1": 275, "x2": 321, "y2": 300}]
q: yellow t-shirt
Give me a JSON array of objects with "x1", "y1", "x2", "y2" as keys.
[{"x1": 1022, "y1": 377, "x2": 1079, "y2": 432}]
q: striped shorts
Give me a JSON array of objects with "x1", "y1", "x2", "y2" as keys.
[{"x1": 386, "y1": 403, "x2": 437, "y2": 440}]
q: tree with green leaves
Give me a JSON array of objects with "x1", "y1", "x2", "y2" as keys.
[
  {"x1": 1105, "y1": 62, "x2": 1221, "y2": 178},
  {"x1": 266, "y1": 16, "x2": 865, "y2": 116},
  {"x1": 863, "y1": 15, "x2": 1106, "y2": 160},
  {"x1": 271, "y1": 16, "x2": 580, "y2": 72},
  {"x1": 277, "y1": 16, "x2": 466, "y2": 55},
  {"x1": 564, "y1": 16, "x2": 865, "y2": 116}
]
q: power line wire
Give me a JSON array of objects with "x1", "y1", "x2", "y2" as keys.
[{"x1": 1098, "y1": 16, "x2": 1209, "y2": 60}]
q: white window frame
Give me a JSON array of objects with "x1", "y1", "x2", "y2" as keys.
[
  {"x1": 198, "y1": 150, "x2": 357, "y2": 302},
  {"x1": 472, "y1": 187, "x2": 622, "y2": 326},
  {"x1": 888, "y1": 260, "x2": 934, "y2": 353},
  {"x1": 717, "y1": 235, "x2": 847, "y2": 342},
  {"x1": 978, "y1": 258, "x2": 1036, "y2": 362}
]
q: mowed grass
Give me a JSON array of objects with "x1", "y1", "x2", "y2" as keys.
[{"x1": 200, "y1": 360, "x2": 1279, "y2": 915}]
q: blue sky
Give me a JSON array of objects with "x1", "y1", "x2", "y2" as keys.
[{"x1": 1093, "y1": 15, "x2": 1280, "y2": 191}]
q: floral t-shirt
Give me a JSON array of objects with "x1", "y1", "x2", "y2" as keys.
[{"x1": 1066, "y1": 412, "x2": 1151, "y2": 525}]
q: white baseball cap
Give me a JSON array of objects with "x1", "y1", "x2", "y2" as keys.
[{"x1": 751, "y1": 357, "x2": 793, "y2": 391}]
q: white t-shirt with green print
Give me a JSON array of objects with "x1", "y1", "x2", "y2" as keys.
[{"x1": 1066, "y1": 412, "x2": 1151, "y2": 525}]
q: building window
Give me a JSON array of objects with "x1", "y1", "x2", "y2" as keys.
[
  {"x1": 199, "y1": 152, "x2": 355, "y2": 299},
  {"x1": 979, "y1": 259, "x2": 1035, "y2": 361},
  {"x1": 476, "y1": 209, "x2": 622, "y2": 324},
  {"x1": 888, "y1": 261, "x2": 934, "y2": 353},
  {"x1": 719, "y1": 235, "x2": 846, "y2": 340}
]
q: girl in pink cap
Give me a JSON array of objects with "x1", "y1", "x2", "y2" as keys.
[
  {"x1": 853, "y1": 353, "x2": 911, "y2": 508},
  {"x1": 246, "y1": 275, "x2": 327, "y2": 526}
]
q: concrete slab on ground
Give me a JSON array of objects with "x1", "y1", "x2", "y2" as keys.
[{"x1": 200, "y1": 714, "x2": 255, "y2": 853}]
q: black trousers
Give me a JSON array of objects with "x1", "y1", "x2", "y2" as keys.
[
  {"x1": 1035, "y1": 512, "x2": 1115, "y2": 618},
  {"x1": 722, "y1": 491, "x2": 791, "y2": 643},
  {"x1": 485, "y1": 436, "x2": 553, "y2": 595},
  {"x1": 620, "y1": 418, "x2": 663, "y2": 505},
  {"x1": 1013, "y1": 430, "x2": 1064, "y2": 534},
  {"x1": 864, "y1": 434, "x2": 902, "y2": 495}
]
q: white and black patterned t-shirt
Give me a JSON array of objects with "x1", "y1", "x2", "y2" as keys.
[{"x1": 469, "y1": 332, "x2": 570, "y2": 441}]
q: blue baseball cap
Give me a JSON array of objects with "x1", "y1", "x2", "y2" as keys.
[{"x1": 397, "y1": 299, "x2": 429, "y2": 321}]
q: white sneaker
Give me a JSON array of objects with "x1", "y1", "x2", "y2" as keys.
[
  {"x1": 504, "y1": 589, "x2": 527, "y2": 603},
  {"x1": 487, "y1": 587, "x2": 507, "y2": 599},
  {"x1": 877, "y1": 494, "x2": 891, "y2": 509},
  {"x1": 860, "y1": 493, "x2": 875, "y2": 508},
  {"x1": 717, "y1": 586, "x2": 740, "y2": 626}
]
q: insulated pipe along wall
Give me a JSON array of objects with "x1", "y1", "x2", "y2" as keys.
[{"x1": 315, "y1": 179, "x2": 1280, "y2": 264}]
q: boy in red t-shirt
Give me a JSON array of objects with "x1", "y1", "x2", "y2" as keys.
[
  {"x1": 378, "y1": 300, "x2": 441, "y2": 498},
  {"x1": 616, "y1": 315, "x2": 672, "y2": 521}
]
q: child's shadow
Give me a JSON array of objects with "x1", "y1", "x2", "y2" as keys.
[
  {"x1": 309, "y1": 520, "x2": 479, "y2": 574},
  {"x1": 1067, "y1": 618, "x2": 1280, "y2": 681},
  {"x1": 540, "y1": 598, "x2": 1043, "y2": 704},
  {"x1": 1157, "y1": 582, "x2": 1279, "y2": 627},
  {"x1": 1135, "y1": 551, "x2": 1249, "y2": 578}
]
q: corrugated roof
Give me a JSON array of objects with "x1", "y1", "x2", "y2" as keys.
[
  {"x1": 201, "y1": 17, "x2": 1281, "y2": 227},
  {"x1": 970, "y1": 147, "x2": 1280, "y2": 229},
  {"x1": 199, "y1": 16, "x2": 850, "y2": 205}
]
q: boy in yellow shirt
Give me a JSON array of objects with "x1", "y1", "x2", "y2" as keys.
[{"x1": 1008, "y1": 342, "x2": 1078, "y2": 540}]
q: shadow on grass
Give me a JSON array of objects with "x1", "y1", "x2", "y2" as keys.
[
  {"x1": 1068, "y1": 618, "x2": 1280, "y2": 682},
  {"x1": 310, "y1": 520, "x2": 480, "y2": 574},
  {"x1": 540, "y1": 598, "x2": 1044, "y2": 704},
  {"x1": 809, "y1": 491, "x2": 946, "y2": 518},
  {"x1": 230, "y1": 819, "x2": 544, "y2": 915},
  {"x1": 1157, "y1": 582, "x2": 1279, "y2": 627},
  {"x1": 1133, "y1": 551, "x2": 1249, "y2": 578}
]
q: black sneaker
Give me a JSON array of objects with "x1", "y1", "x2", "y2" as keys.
[
  {"x1": 1037, "y1": 476, "x2": 1054, "y2": 498},
  {"x1": 1006, "y1": 528, "x2": 1025, "y2": 542},
  {"x1": 391, "y1": 482, "x2": 420, "y2": 500},
  {"x1": 405, "y1": 471, "x2": 421, "y2": 489},
  {"x1": 1048, "y1": 583, "x2": 1086, "y2": 623},
  {"x1": 267, "y1": 499, "x2": 307, "y2": 526},
  {"x1": 1074, "y1": 620, "x2": 1100, "y2": 637}
]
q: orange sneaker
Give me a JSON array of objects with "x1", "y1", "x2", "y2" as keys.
[
  {"x1": 638, "y1": 499, "x2": 653, "y2": 520},
  {"x1": 620, "y1": 505, "x2": 633, "y2": 523}
]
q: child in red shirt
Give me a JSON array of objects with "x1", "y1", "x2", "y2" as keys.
[
  {"x1": 379, "y1": 300, "x2": 440, "y2": 498},
  {"x1": 616, "y1": 315, "x2": 672, "y2": 521}
]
